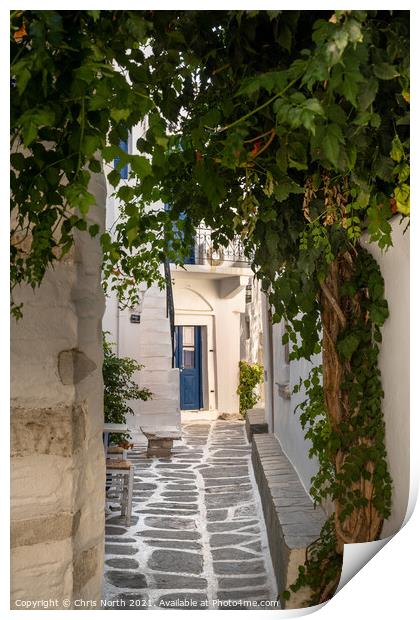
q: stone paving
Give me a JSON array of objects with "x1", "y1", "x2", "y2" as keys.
[{"x1": 103, "y1": 419, "x2": 279, "y2": 610}]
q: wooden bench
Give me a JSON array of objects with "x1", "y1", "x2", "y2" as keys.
[{"x1": 140, "y1": 427, "x2": 181, "y2": 457}]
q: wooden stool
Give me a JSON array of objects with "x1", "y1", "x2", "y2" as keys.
[
  {"x1": 140, "y1": 427, "x2": 182, "y2": 457},
  {"x1": 105, "y1": 459, "x2": 134, "y2": 526}
]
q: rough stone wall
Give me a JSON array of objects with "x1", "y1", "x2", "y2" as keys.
[{"x1": 11, "y1": 172, "x2": 106, "y2": 609}]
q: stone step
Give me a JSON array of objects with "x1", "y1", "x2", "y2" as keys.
[
  {"x1": 142, "y1": 291, "x2": 167, "y2": 305},
  {"x1": 138, "y1": 335, "x2": 172, "y2": 350},
  {"x1": 251, "y1": 433, "x2": 325, "y2": 609},
  {"x1": 138, "y1": 329, "x2": 172, "y2": 344},
  {"x1": 139, "y1": 383, "x2": 179, "y2": 400},
  {"x1": 245, "y1": 408, "x2": 268, "y2": 442}
]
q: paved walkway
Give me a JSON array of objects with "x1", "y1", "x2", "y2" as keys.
[{"x1": 103, "y1": 420, "x2": 279, "y2": 610}]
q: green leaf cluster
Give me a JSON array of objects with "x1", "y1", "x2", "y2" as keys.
[
  {"x1": 284, "y1": 516, "x2": 342, "y2": 605},
  {"x1": 237, "y1": 361, "x2": 264, "y2": 416}
]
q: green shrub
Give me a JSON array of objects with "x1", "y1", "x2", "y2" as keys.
[
  {"x1": 103, "y1": 332, "x2": 152, "y2": 445},
  {"x1": 237, "y1": 360, "x2": 264, "y2": 417}
]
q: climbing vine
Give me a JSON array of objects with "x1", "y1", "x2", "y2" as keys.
[
  {"x1": 10, "y1": 10, "x2": 409, "y2": 606},
  {"x1": 289, "y1": 246, "x2": 392, "y2": 603},
  {"x1": 237, "y1": 361, "x2": 264, "y2": 416}
]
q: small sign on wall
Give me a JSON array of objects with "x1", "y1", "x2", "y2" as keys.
[{"x1": 130, "y1": 314, "x2": 141, "y2": 324}]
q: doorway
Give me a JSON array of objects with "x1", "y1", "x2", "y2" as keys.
[{"x1": 175, "y1": 325, "x2": 203, "y2": 410}]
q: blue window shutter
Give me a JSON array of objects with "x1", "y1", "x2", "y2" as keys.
[
  {"x1": 114, "y1": 139, "x2": 129, "y2": 180},
  {"x1": 165, "y1": 205, "x2": 195, "y2": 264}
]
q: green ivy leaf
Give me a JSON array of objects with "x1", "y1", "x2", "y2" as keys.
[
  {"x1": 107, "y1": 169, "x2": 121, "y2": 188},
  {"x1": 110, "y1": 108, "x2": 131, "y2": 122},
  {"x1": 322, "y1": 124, "x2": 344, "y2": 167},
  {"x1": 390, "y1": 135, "x2": 404, "y2": 162},
  {"x1": 373, "y1": 62, "x2": 399, "y2": 80},
  {"x1": 337, "y1": 334, "x2": 360, "y2": 359},
  {"x1": 89, "y1": 223, "x2": 100, "y2": 237},
  {"x1": 13, "y1": 58, "x2": 32, "y2": 96},
  {"x1": 88, "y1": 159, "x2": 102, "y2": 173},
  {"x1": 394, "y1": 183, "x2": 410, "y2": 215},
  {"x1": 358, "y1": 77, "x2": 378, "y2": 110},
  {"x1": 130, "y1": 155, "x2": 152, "y2": 178}
]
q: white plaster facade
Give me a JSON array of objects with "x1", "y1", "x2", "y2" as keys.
[
  {"x1": 263, "y1": 311, "x2": 322, "y2": 492},
  {"x1": 171, "y1": 265, "x2": 256, "y2": 415},
  {"x1": 361, "y1": 217, "x2": 410, "y2": 537},
  {"x1": 102, "y1": 122, "x2": 180, "y2": 437},
  {"x1": 262, "y1": 216, "x2": 410, "y2": 536}
]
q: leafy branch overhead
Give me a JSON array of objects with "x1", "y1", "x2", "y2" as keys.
[{"x1": 11, "y1": 10, "x2": 409, "y2": 313}]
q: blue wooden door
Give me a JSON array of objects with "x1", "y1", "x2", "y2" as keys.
[{"x1": 175, "y1": 326, "x2": 202, "y2": 409}]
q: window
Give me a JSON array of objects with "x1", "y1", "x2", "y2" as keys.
[
  {"x1": 183, "y1": 349, "x2": 195, "y2": 368},
  {"x1": 114, "y1": 137, "x2": 129, "y2": 180},
  {"x1": 182, "y1": 326, "x2": 195, "y2": 367},
  {"x1": 183, "y1": 327, "x2": 195, "y2": 346}
]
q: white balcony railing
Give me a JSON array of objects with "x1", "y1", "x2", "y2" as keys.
[{"x1": 187, "y1": 224, "x2": 251, "y2": 267}]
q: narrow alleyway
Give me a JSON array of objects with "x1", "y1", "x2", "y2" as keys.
[{"x1": 103, "y1": 420, "x2": 279, "y2": 610}]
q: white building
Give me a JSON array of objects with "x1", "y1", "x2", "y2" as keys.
[
  {"x1": 171, "y1": 230, "x2": 258, "y2": 416},
  {"x1": 102, "y1": 124, "x2": 264, "y2": 437}
]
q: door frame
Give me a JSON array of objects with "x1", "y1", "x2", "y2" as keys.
[
  {"x1": 174, "y1": 315, "x2": 216, "y2": 412},
  {"x1": 175, "y1": 325, "x2": 203, "y2": 410}
]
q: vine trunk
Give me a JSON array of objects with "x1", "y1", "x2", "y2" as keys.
[{"x1": 320, "y1": 247, "x2": 383, "y2": 561}]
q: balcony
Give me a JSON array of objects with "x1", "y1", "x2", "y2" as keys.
[{"x1": 185, "y1": 224, "x2": 251, "y2": 268}]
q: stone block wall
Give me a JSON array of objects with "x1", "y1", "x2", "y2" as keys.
[
  {"x1": 245, "y1": 408, "x2": 268, "y2": 442},
  {"x1": 11, "y1": 172, "x2": 107, "y2": 608},
  {"x1": 251, "y1": 433, "x2": 326, "y2": 609}
]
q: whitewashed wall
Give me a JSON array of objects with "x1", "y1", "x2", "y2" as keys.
[
  {"x1": 172, "y1": 271, "x2": 248, "y2": 414},
  {"x1": 361, "y1": 217, "x2": 410, "y2": 537},
  {"x1": 263, "y1": 314, "x2": 321, "y2": 493},
  {"x1": 241, "y1": 278, "x2": 264, "y2": 364},
  {"x1": 263, "y1": 216, "x2": 410, "y2": 530},
  {"x1": 102, "y1": 121, "x2": 180, "y2": 434},
  {"x1": 11, "y1": 172, "x2": 107, "y2": 608}
]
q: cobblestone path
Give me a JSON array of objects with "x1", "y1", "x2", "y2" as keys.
[{"x1": 103, "y1": 420, "x2": 279, "y2": 610}]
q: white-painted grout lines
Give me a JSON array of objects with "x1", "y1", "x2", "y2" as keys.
[
  {"x1": 194, "y1": 421, "x2": 219, "y2": 609},
  {"x1": 103, "y1": 419, "x2": 279, "y2": 610}
]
